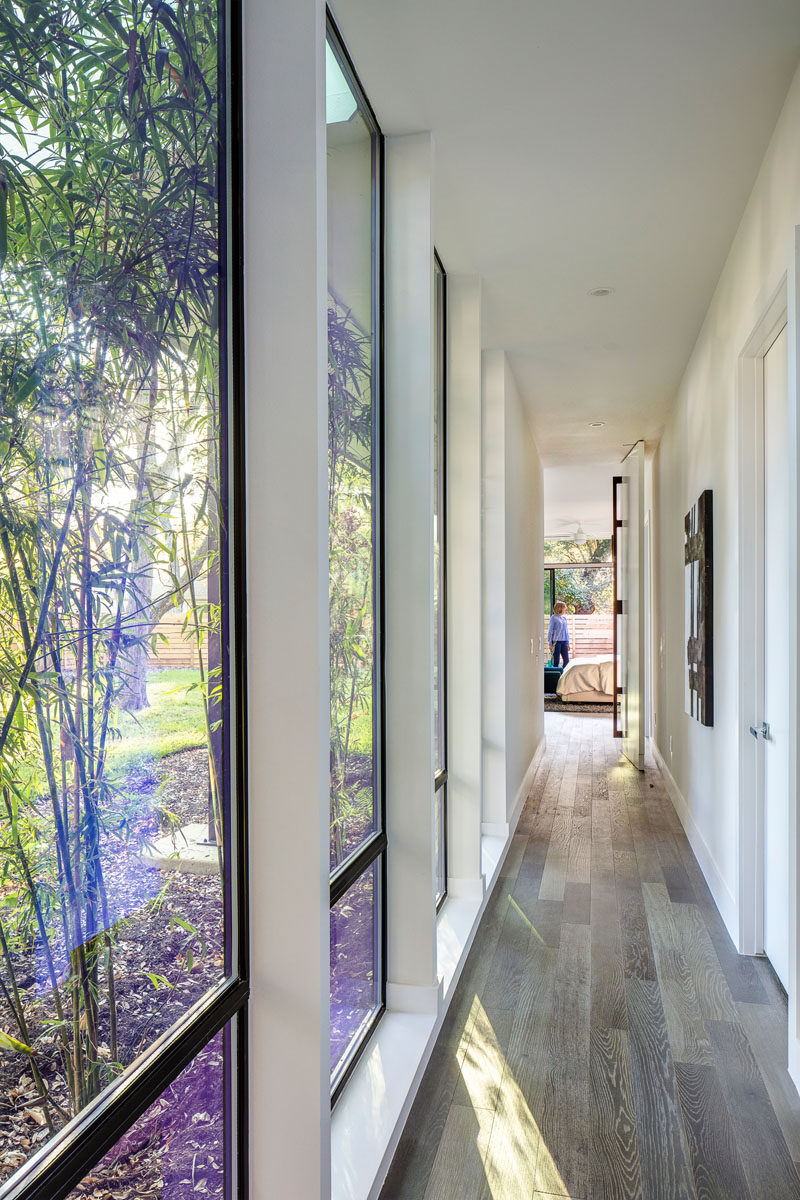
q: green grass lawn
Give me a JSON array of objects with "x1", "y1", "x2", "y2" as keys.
[
  {"x1": 346, "y1": 702, "x2": 374, "y2": 755},
  {"x1": 108, "y1": 669, "x2": 206, "y2": 777}
]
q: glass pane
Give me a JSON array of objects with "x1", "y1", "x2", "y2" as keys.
[
  {"x1": 0, "y1": 2, "x2": 228, "y2": 1178},
  {"x1": 435, "y1": 784, "x2": 446, "y2": 906},
  {"x1": 68, "y1": 1029, "x2": 228, "y2": 1200},
  {"x1": 548, "y1": 566, "x2": 614, "y2": 658},
  {"x1": 544, "y1": 537, "x2": 612, "y2": 564},
  {"x1": 327, "y1": 42, "x2": 379, "y2": 872},
  {"x1": 433, "y1": 260, "x2": 446, "y2": 776},
  {"x1": 330, "y1": 860, "x2": 380, "y2": 1079}
]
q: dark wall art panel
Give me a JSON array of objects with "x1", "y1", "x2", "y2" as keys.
[{"x1": 684, "y1": 490, "x2": 714, "y2": 726}]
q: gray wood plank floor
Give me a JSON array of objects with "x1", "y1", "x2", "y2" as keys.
[{"x1": 379, "y1": 713, "x2": 800, "y2": 1200}]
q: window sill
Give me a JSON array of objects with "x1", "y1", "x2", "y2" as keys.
[{"x1": 330, "y1": 833, "x2": 510, "y2": 1200}]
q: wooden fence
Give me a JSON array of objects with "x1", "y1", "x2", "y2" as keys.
[
  {"x1": 147, "y1": 613, "x2": 209, "y2": 669},
  {"x1": 59, "y1": 612, "x2": 209, "y2": 673},
  {"x1": 545, "y1": 612, "x2": 614, "y2": 659}
]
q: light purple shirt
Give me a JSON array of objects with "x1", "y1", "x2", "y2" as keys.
[{"x1": 548, "y1": 613, "x2": 569, "y2": 644}]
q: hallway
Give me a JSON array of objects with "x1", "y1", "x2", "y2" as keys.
[{"x1": 380, "y1": 714, "x2": 800, "y2": 1200}]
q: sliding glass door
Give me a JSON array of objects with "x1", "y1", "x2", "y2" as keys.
[
  {"x1": 326, "y1": 19, "x2": 385, "y2": 1101},
  {"x1": 0, "y1": 3, "x2": 247, "y2": 1196}
]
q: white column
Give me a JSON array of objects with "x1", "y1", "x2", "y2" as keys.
[
  {"x1": 446, "y1": 277, "x2": 484, "y2": 895},
  {"x1": 787, "y1": 227, "x2": 800, "y2": 1090},
  {"x1": 482, "y1": 349, "x2": 508, "y2": 834},
  {"x1": 384, "y1": 132, "x2": 439, "y2": 1010},
  {"x1": 244, "y1": 1, "x2": 330, "y2": 1197}
]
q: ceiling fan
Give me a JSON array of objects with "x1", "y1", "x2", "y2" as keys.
[{"x1": 552, "y1": 518, "x2": 589, "y2": 544}]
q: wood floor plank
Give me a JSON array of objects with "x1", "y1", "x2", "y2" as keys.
[
  {"x1": 423, "y1": 1103, "x2": 494, "y2": 1200},
  {"x1": 538, "y1": 923, "x2": 591, "y2": 1198},
  {"x1": 707, "y1": 927, "x2": 769, "y2": 1004},
  {"x1": 672, "y1": 903, "x2": 738, "y2": 1022},
  {"x1": 590, "y1": 877, "x2": 620, "y2": 947},
  {"x1": 563, "y1": 881, "x2": 591, "y2": 925},
  {"x1": 625, "y1": 976, "x2": 697, "y2": 1200},
  {"x1": 567, "y1": 812, "x2": 592, "y2": 885},
  {"x1": 590, "y1": 1026, "x2": 643, "y2": 1200},
  {"x1": 539, "y1": 808, "x2": 573, "y2": 901},
  {"x1": 382, "y1": 714, "x2": 800, "y2": 1200},
  {"x1": 477, "y1": 1068, "x2": 540, "y2": 1200},
  {"x1": 661, "y1": 863, "x2": 698, "y2": 904},
  {"x1": 529, "y1": 898, "x2": 564, "y2": 948},
  {"x1": 380, "y1": 1042, "x2": 462, "y2": 1199},
  {"x1": 674, "y1": 1062, "x2": 751, "y2": 1200},
  {"x1": 642, "y1": 883, "x2": 712, "y2": 1066},
  {"x1": 736, "y1": 997, "x2": 800, "y2": 1161},
  {"x1": 707, "y1": 1019, "x2": 800, "y2": 1200},
  {"x1": 453, "y1": 899, "x2": 531, "y2": 1108},
  {"x1": 616, "y1": 866, "x2": 657, "y2": 982},
  {"x1": 591, "y1": 940, "x2": 628, "y2": 1031},
  {"x1": 609, "y1": 789, "x2": 634, "y2": 852},
  {"x1": 500, "y1": 832, "x2": 528, "y2": 881},
  {"x1": 591, "y1": 798, "x2": 615, "y2": 882},
  {"x1": 628, "y1": 798, "x2": 666, "y2": 885}
]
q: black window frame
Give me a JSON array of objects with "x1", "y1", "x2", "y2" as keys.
[
  {"x1": 0, "y1": 2, "x2": 249, "y2": 1199},
  {"x1": 326, "y1": 11, "x2": 387, "y2": 1108},
  {"x1": 434, "y1": 251, "x2": 448, "y2": 912},
  {"x1": 545, "y1": 560, "x2": 614, "y2": 611}
]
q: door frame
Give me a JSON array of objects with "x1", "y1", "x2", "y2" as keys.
[
  {"x1": 620, "y1": 441, "x2": 645, "y2": 770},
  {"x1": 737, "y1": 278, "x2": 788, "y2": 960}
]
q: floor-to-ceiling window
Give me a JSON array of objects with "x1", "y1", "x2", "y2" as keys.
[
  {"x1": 0, "y1": 3, "x2": 246, "y2": 1197},
  {"x1": 544, "y1": 538, "x2": 614, "y2": 658},
  {"x1": 326, "y1": 19, "x2": 385, "y2": 1100},
  {"x1": 433, "y1": 253, "x2": 448, "y2": 908}
]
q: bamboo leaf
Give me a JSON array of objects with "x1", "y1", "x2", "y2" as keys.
[{"x1": 0, "y1": 1031, "x2": 32, "y2": 1055}]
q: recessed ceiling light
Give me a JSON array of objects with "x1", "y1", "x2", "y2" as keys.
[
  {"x1": 588, "y1": 286, "x2": 615, "y2": 297},
  {"x1": 589, "y1": 421, "x2": 605, "y2": 428}
]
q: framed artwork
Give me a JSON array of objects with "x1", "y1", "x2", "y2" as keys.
[{"x1": 685, "y1": 489, "x2": 714, "y2": 725}]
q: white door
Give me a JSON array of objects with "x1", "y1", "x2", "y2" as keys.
[
  {"x1": 763, "y1": 323, "x2": 790, "y2": 990},
  {"x1": 617, "y1": 441, "x2": 645, "y2": 771}
]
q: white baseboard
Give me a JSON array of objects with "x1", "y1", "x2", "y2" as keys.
[
  {"x1": 651, "y1": 740, "x2": 738, "y2": 940},
  {"x1": 481, "y1": 820, "x2": 510, "y2": 838},
  {"x1": 386, "y1": 979, "x2": 443, "y2": 1016},
  {"x1": 482, "y1": 735, "x2": 545, "y2": 841},
  {"x1": 447, "y1": 875, "x2": 486, "y2": 900}
]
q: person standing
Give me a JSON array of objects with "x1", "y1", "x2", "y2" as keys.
[{"x1": 548, "y1": 601, "x2": 570, "y2": 668}]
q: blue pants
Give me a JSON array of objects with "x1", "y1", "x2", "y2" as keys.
[{"x1": 552, "y1": 641, "x2": 570, "y2": 668}]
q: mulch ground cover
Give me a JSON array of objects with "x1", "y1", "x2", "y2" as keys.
[{"x1": 0, "y1": 748, "x2": 224, "y2": 1198}]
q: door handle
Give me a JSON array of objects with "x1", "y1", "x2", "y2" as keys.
[{"x1": 749, "y1": 722, "x2": 770, "y2": 740}]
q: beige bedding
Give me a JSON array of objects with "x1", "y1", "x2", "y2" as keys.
[
  {"x1": 556, "y1": 655, "x2": 614, "y2": 699},
  {"x1": 560, "y1": 689, "x2": 613, "y2": 704}
]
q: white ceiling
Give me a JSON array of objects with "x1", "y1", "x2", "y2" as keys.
[
  {"x1": 332, "y1": 0, "x2": 800, "y2": 466},
  {"x1": 543, "y1": 461, "x2": 618, "y2": 540}
]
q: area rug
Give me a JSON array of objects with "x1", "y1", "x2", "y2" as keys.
[{"x1": 544, "y1": 696, "x2": 613, "y2": 715}]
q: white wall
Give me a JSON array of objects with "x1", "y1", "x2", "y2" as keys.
[
  {"x1": 447, "y1": 276, "x2": 484, "y2": 891},
  {"x1": 483, "y1": 350, "x2": 545, "y2": 833},
  {"x1": 653, "y1": 60, "x2": 800, "y2": 1074},
  {"x1": 384, "y1": 131, "x2": 438, "y2": 1005},
  {"x1": 244, "y1": 0, "x2": 330, "y2": 1195},
  {"x1": 505, "y1": 361, "x2": 545, "y2": 813}
]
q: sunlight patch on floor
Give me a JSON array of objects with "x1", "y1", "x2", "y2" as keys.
[{"x1": 456, "y1": 995, "x2": 569, "y2": 1198}]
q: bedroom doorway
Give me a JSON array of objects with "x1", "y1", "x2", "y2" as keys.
[
  {"x1": 613, "y1": 441, "x2": 645, "y2": 770},
  {"x1": 543, "y1": 538, "x2": 615, "y2": 713}
]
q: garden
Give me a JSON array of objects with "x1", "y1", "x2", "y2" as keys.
[{"x1": 0, "y1": 1, "x2": 228, "y2": 1193}]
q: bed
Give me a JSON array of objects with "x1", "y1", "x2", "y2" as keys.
[{"x1": 555, "y1": 655, "x2": 614, "y2": 704}]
